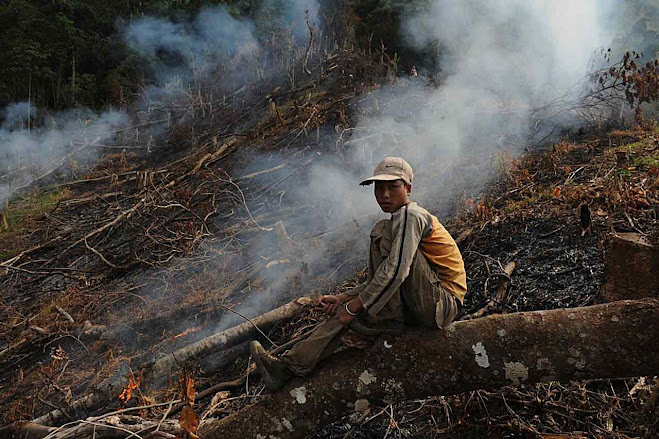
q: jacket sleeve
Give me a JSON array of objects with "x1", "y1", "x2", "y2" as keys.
[
  {"x1": 358, "y1": 205, "x2": 430, "y2": 316},
  {"x1": 345, "y1": 281, "x2": 368, "y2": 297}
]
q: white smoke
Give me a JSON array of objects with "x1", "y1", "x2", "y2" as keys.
[
  {"x1": 341, "y1": 0, "x2": 614, "y2": 208},
  {"x1": 123, "y1": 1, "x2": 320, "y2": 86},
  {"x1": 0, "y1": 105, "x2": 129, "y2": 206},
  {"x1": 124, "y1": 7, "x2": 259, "y2": 84}
]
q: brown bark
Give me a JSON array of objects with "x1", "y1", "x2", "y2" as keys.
[
  {"x1": 601, "y1": 233, "x2": 658, "y2": 302},
  {"x1": 0, "y1": 422, "x2": 54, "y2": 439},
  {"x1": 198, "y1": 299, "x2": 659, "y2": 439}
]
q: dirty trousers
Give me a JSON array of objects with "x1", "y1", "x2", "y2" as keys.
[{"x1": 281, "y1": 219, "x2": 459, "y2": 376}]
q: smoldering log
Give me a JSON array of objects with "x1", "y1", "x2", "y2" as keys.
[
  {"x1": 145, "y1": 297, "x2": 312, "y2": 381},
  {"x1": 198, "y1": 299, "x2": 659, "y2": 439}
]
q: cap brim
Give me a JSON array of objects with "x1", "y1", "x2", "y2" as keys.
[{"x1": 359, "y1": 174, "x2": 404, "y2": 186}]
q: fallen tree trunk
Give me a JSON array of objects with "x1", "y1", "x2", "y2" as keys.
[
  {"x1": 199, "y1": 299, "x2": 659, "y2": 439},
  {"x1": 145, "y1": 297, "x2": 312, "y2": 381}
]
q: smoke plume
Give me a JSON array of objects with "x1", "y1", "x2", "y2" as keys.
[
  {"x1": 345, "y1": 0, "x2": 614, "y2": 208},
  {"x1": 122, "y1": 1, "x2": 320, "y2": 88},
  {"x1": 0, "y1": 104, "x2": 129, "y2": 207}
]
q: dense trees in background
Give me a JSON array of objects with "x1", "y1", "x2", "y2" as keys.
[
  {"x1": 0, "y1": 0, "x2": 141, "y2": 110},
  {"x1": 0, "y1": 0, "x2": 258, "y2": 111},
  {"x1": 0, "y1": 0, "x2": 657, "y2": 112}
]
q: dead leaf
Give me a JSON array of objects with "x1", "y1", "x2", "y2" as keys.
[
  {"x1": 553, "y1": 187, "x2": 561, "y2": 198},
  {"x1": 179, "y1": 372, "x2": 196, "y2": 404},
  {"x1": 209, "y1": 390, "x2": 231, "y2": 408},
  {"x1": 629, "y1": 377, "x2": 649, "y2": 396},
  {"x1": 179, "y1": 404, "x2": 200, "y2": 439},
  {"x1": 605, "y1": 416, "x2": 614, "y2": 431}
]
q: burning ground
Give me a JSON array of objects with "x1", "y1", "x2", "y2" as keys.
[{"x1": 1, "y1": 2, "x2": 659, "y2": 438}]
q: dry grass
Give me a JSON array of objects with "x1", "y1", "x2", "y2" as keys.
[{"x1": 0, "y1": 188, "x2": 71, "y2": 260}]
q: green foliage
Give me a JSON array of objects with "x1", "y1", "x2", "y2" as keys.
[
  {"x1": 633, "y1": 154, "x2": 659, "y2": 169},
  {"x1": 0, "y1": 0, "x2": 305, "y2": 111},
  {"x1": 0, "y1": 1, "x2": 236, "y2": 110}
]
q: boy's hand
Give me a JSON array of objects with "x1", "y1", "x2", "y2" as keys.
[{"x1": 317, "y1": 295, "x2": 343, "y2": 315}]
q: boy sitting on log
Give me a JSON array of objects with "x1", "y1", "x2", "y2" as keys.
[{"x1": 251, "y1": 157, "x2": 467, "y2": 391}]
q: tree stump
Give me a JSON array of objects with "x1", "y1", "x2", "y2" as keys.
[{"x1": 601, "y1": 233, "x2": 659, "y2": 302}]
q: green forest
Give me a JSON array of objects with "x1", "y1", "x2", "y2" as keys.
[{"x1": 0, "y1": 0, "x2": 294, "y2": 110}]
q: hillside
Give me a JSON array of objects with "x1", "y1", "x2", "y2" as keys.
[{"x1": 1, "y1": 1, "x2": 659, "y2": 438}]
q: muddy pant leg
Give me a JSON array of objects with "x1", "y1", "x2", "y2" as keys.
[
  {"x1": 401, "y1": 250, "x2": 459, "y2": 328},
  {"x1": 280, "y1": 316, "x2": 345, "y2": 376}
]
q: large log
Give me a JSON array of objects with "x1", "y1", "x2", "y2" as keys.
[
  {"x1": 198, "y1": 299, "x2": 659, "y2": 439},
  {"x1": 145, "y1": 297, "x2": 312, "y2": 381}
]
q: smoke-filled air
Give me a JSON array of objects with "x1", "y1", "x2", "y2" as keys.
[
  {"x1": 0, "y1": 104, "x2": 129, "y2": 207},
  {"x1": 346, "y1": 0, "x2": 613, "y2": 208}
]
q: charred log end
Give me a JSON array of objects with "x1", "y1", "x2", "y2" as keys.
[{"x1": 601, "y1": 233, "x2": 659, "y2": 302}]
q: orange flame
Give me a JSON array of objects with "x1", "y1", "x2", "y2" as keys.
[
  {"x1": 173, "y1": 325, "x2": 204, "y2": 340},
  {"x1": 119, "y1": 375, "x2": 141, "y2": 403}
]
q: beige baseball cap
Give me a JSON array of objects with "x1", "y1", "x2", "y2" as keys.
[{"x1": 360, "y1": 157, "x2": 414, "y2": 186}]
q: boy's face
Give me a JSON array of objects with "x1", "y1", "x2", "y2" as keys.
[{"x1": 374, "y1": 180, "x2": 411, "y2": 213}]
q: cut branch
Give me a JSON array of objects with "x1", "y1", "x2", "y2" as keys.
[
  {"x1": 198, "y1": 299, "x2": 659, "y2": 439},
  {"x1": 461, "y1": 261, "x2": 515, "y2": 320},
  {"x1": 31, "y1": 298, "x2": 313, "y2": 427}
]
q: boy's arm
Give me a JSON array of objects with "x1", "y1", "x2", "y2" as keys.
[
  {"x1": 357, "y1": 205, "x2": 430, "y2": 316},
  {"x1": 343, "y1": 282, "x2": 368, "y2": 298}
]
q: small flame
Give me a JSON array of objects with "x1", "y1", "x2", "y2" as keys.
[
  {"x1": 119, "y1": 374, "x2": 141, "y2": 403},
  {"x1": 173, "y1": 325, "x2": 204, "y2": 340}
]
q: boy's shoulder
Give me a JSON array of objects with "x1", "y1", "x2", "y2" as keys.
[
  {"x1": 407, "y1": 202, "x2": 432, "y2": 216},
  {"x1": 406, "y1": 202, "x2": 435, "y2": 223}
]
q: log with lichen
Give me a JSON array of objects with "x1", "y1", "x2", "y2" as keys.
[{"x1": 198, "y1": 299, "x2": 659, "y2": 439}]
